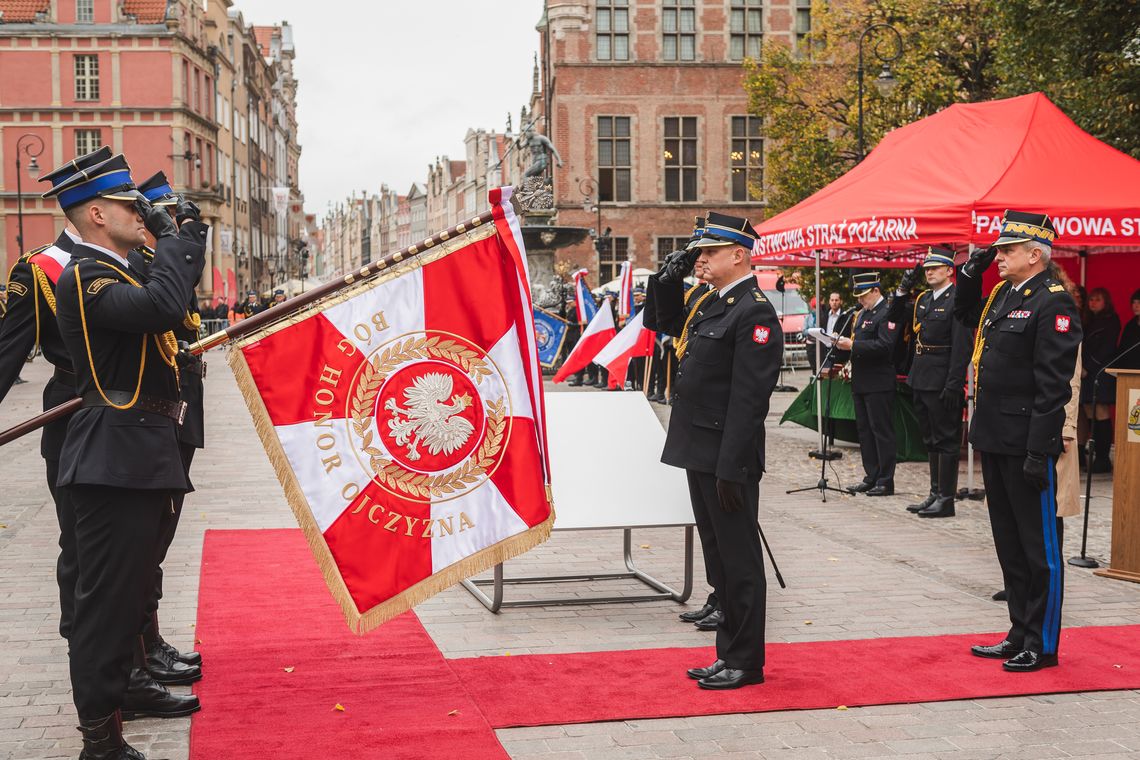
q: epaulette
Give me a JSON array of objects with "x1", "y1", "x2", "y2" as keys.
[
  {"x1": 17, "y1": 244, "x2": 50, "y2": 264},
  {"x1": 751, "y1": 289, "x2": 767, "y2": 303},
  {"x1": 1046, "y1": 280, "x2": 1066, "y2": 294},
  {"x1": 137, "y1": 245, "x2": 155, "y2": 260}
]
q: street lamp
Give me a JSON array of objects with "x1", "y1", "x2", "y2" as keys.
[
  {"x1": 856, "y1": 22, "x2": 902, "y2": 161},
  {"x1": 577, "y1": 177, "x2": 608, "y2": 256},
  {"x1": 14, "y1": 134, "x2": 44, "y2": 253}
]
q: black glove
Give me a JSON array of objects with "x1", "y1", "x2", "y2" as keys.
[
  {"x1": 1023, "y1": 452, "x2": 1049, "y2": 493},
  {"x1": 899, "y1": 263, "x2": 924, "y2": 292},
  {"x1": 962, "y1": 246, "x2": 997, "y2": 278},
  {"x1": 138, "y1": 198, "x2": 177, "y2": 240},
  {"x1": 659, "y1": 248, "x2": 700, "y2": 284},
  {"x1": 939, "y1": 387, "x2": 962, "y2": 412},
  {"x1": 175, "y1": 197, "x2": 201, "y2": 227},
  {"x1": 715, "y1": 478, "x2": 744, "y2": 513}
]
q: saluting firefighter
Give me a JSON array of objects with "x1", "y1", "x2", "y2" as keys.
[
  {"x1": 45, "y1": 153, "x2": 208, "y2": 759},
  {"x1": 645, "y1": 217, "x2": 723, "y2": 631},
  {"x1": 241, "y1": 289, "x2": 264, "y2": 318},
  {"x1": 836, "y1": 272, "x2": 900, "y2": 496},
  {"x1": 0, "y1": 146, "x2": 110, "y2": 646},
  {"x1": 130, "y1": 172, "x2": 207, "y2": 692},
  {"x1": 955, "y1": 211, "x2": 1081, "y2": 672},
  {"x1": 888, "y1": 248, "x2": 973, "y2": 518},
  {"x1": 651, "y1": 212, "x2": 782, "y2": 690}
]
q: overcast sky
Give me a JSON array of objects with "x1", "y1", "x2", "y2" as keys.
[{"x1": 238, "y1": 1, "x2": 543, "y2": 215}]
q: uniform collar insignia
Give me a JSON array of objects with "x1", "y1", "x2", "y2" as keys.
[{"x1": 727, "y1": 296, "x2": 735, "y2": 304}]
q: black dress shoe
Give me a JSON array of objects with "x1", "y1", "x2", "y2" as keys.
[
  {"x1": 121, "y1": 667, "x2": 201, "y2": 720},
  {"x1": 77, "y1": 711, "x2": 146, "y2": 760},
  {"x1": 992, "y1": 589, "x2": 1008, "y2": 602},
  {"x1": 161, "y1": 639, "x2": 202, "y2": 668},
  {"x1": 145, "y1": 642, "x2": 202, "y2": 685},
  {"x1": 866, "y1": 483, "x2": 894, "y2": 496},
  {"x1": 694, "y1": 608, "x2": 723, "y2": 631},
  {"x1": 917, "y1": 497, "x2": 955, "y2": 518},
  {"x1": 970, "y1": 639, "x2": 1022, "y2": 659},
  {"x1": 847, "y1": 481, "x2": 874, "y2": 494},
  {"x1": 679, "y1": 603, "x2": 716, "y2": 623},
  {"x1": 1003, "y1": 650, "x2": 1058, "y2": 672},
  {"x1": 698, "y1": 667, "x2": 765, "y2": 690},
  {"x1": 686, "y1": 659, "x2": 726, "y2": 680},
  {"x1": 566, "y1": 378, "x2": 583, "y2": 387},
  {"x1": 907, "y1": 491, "x2": 938, "y2": 513}
]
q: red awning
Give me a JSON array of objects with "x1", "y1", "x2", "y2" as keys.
[{"x1": 752, "y1": 93, "x2": 1140, "y2": 265}]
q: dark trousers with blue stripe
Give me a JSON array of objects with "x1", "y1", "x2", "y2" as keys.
[{"x1": 980, "y1": 452, "x2": 1064, "y2": 656}]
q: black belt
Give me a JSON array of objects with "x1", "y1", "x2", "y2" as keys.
[
  {"x1": 81, "y1": 391, "x2": 187, "y2": 425},
  {"x1": 52, "y1": 366, "x2": 77, "y2": 385},
  {"x1": 915, "y1": 344, "x2": 950, "y2": 355}
]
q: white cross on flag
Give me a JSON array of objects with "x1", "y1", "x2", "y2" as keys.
[{"x1": 227, "y1": 188, "x2": 553, "y2": 633}]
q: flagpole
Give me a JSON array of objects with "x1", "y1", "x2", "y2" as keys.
[{"x1": 0, "y1": 206, "x2": 505, "y2": 447}]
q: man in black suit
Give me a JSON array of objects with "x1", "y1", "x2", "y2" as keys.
[
  {"x1": 652, "y1": 211, "x2": 782, "y2": 690},
  {"x1": 47, "y1": 153, "x2": 207, "y2": 759},
  {"x1": 955, "y1": 211, "x2": 1081, "y2": 673},
  {"x1": 836, "y1": 272, "x2": 900, "y2": 496},
  {"x1": 0, "y1": 146, "x2": 111, "y2": 645},
  {"x1": 889, "y1": 248, "x2": 973, "y2": 518}
]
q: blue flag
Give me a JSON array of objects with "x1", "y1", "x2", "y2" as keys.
[{"x1": 533, "y1": 307, "x2": 569, "y2": 369}]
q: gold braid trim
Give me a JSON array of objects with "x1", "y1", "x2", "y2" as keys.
[
  {"x1": 75, "y1": 267, "x2": 148, "y2": 410},
  {"x1": 675, "y1": 288, "x2": 716, "y2": 358},
  {"x1": 90, "y1": 261, "x2": 180, "y2": 370},
  {"x1": 970, "y1": 281, "x2": 1007, "y2": 388},
  {"x1": 911, "y1": 290, "x2": 929, "y2": 336},
  {"x1": 183, "y1": 311, "x2": 201, "y2": 332},
  {"x1": 31, "y1": 265, "x2": 58, "y2": 315}
]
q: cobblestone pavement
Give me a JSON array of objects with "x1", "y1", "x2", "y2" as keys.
[{"x1": 0, "y1": 358, "x2": 1135, "y2": 760}]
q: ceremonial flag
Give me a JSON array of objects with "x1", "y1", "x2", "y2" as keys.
[
  {"x1": 617, "y1": 260, "x2": 635, "y2": 322},
  {"x1": 592, "y1": 309, "x2": 655, "y2": 389},
  {"x1": 552, "y1": 297, "x2": 616, "y2": 383},
  {"x1": 532, "y1": 307, "x2": 569, "y2": 369},
  {"x1": 227, "y1": 188, "x2": 553, "y2": 633},
  {"x1": 571, "y1": 269, "x2": 597, "y2": 325}
]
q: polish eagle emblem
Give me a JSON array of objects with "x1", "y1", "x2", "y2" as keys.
[{"x1": 384, "y1": 372, "x2": 475, "y2": 461}]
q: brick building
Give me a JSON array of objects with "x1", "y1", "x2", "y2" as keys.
[
  {"x1": 0, "y1": 0, "x2": 306, "y2": 299},
  {"x1": 531, "y1": 0, "x2": 808, "y2": 283}
]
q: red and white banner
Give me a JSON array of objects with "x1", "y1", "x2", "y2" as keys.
[
  {"x1": 552, "y1": 297, "x2": 616, "y2": 383},
  {"x1": 228, "y1": 188, "x2": 553, "y2": 633},
  {"x1": 592, "y1": 309, "x2": 654, "y2": 389}
]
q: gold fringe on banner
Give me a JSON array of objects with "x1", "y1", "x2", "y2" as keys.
[{"x1": 224, "y1": 221, "x2": 556, "y2": 634}]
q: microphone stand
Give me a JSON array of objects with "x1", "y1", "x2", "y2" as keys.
[
  {"x1": 1069, "y1": 339, "x2": 1140, "y2": 568},
  {"x1": 773, "y1": 286, "x2": 798, "y2": 392},
  {"x1": 786, "y1": 330, "x2": 850, "y2": 502}
]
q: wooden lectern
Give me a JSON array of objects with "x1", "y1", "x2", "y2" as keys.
[{"x1": 1094, "y1": 369, "x2": 1140, "y2": 584}]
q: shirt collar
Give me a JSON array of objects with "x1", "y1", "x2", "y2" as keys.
[
  {"x1": 718, "y1": 273, "x2": 755, "y2": 297},
  {"x1": 81, "y1": 241, "x2": 132, "y2": 269},
  {"x1": 932, "y1": 283, "x2": 952, "y2": 300},
  {"x1": 63, "y1": 228, "x2": 82, "y2": 244}
]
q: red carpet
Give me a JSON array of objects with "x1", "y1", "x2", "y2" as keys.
[
  {"x1": 193, "y1": 529, "x2": 1140, "y2": 757},
  {"x1": 189, "y1": 529, "x2": 507, "y2": 760}
]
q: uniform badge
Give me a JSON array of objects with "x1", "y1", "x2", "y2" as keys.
[
  {"x1": 1009, "y1": 310, "x2": 1032, "y2": 319},
  {"x1": 1055, "y1": 315, "x2": 1071, "y2": 333},
  {"x1": 887, "y1": 321, "x2": 897, "y2": 330},
  {"x1": 1023, "y1": 288, "x2": 1032, "y2": 296},
  {"x1": 6, "y1": 282, "x2": 27, "y2": 297},
  {"x1": 752, "y1": 325, "x2": 770, "y2": 345},
  {"x1": 727, "y1": 296, "x2": 735, "y2": 304},
  {"x1": 752, "y1": 292, "x2": 766, "y2": 302},
  {"x1": 86, "y1": 277, "x2": 118, "y2": 295},
  {"x1": 1048, "y1": 284, "x2": 1065, "y2": 293}
]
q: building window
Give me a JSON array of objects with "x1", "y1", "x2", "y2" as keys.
[
  {"x1": 598, "y1": 116, "x2": 631, "y2": 203},
  {"x1": 598, "y1": 236, "x2": 629, "y2": 283},
  {"x1": 729, "y1": 0, "x2": 763, "y2": 61},
  {"x1": 656, "y1": 236, "x2": 690, "y2": 267},
  {"x1": 75, "y1": 0, "x2": 94, "y2": 22},
  {"x1": 662, "y1": 0, "x2": 696, "y2": 61},
  {"x1": 795, "y1": 0, "x2": 812, "y2": 56},
  {"x1": 596, "y1": 0, "x2": 630, "y2": 61},
  {"x1": 664, "y1": 116, "x2": 697, "y2": 202},
  {"x1": 74, "y1": 129, "x2": 102, "y2": 157},
  {"x1": 731, "y1": 116, "x2": 764, "y2": 202},
  {"x1": 74, "y1": 55, "x2": 100, "y2": 101}
]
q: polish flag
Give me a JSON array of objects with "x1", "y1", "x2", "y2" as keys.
[
  {"x1": 228, "y1": 187, "x2": 553, "y2": 634},
  {"x1": 552, "y1": 297, "x2": 616, "y2": 383},
  {"x1": 592, "y1": 309, "x2": 655, "y2": 389}
]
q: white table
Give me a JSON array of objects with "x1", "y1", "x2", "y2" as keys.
[{"x1": 461, "y1": 392, "x2": 695, "y2": 612}]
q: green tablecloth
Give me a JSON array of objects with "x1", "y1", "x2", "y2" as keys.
[{"x1": 779, "y1": 378, "x2": 928, "y2": 462}]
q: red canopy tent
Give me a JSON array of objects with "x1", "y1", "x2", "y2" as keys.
[{"x1": 752, "y1": 93, "x2": 1140, "y2": 312}]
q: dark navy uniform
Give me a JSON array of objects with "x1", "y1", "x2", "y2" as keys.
[
  {"x1": 847, "y1": 273, "x2": 900, "y2": 493},
  {"x1": 46, "y1": 153, "x2": 207, "y2": 727},
  {"x1": 888, "y1": 249, "x2": 973, "y2": 517},
  {"x1": 653, "y1": 215, "x2": 782, "y2": 680},
  {"x1": 955, "y1": 212, "x2": 1081, "y2": 670}
]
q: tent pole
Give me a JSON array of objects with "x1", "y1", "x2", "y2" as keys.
[
  {"x1": 962, "y1": 244, "x2": 985, "y2": 501},
  {"x1": 815, "y1": 250, "x2": 824, "y2": 452}
]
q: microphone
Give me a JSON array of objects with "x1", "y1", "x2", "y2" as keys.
[{"x1": 1095, "y1": 338, "x2": 1140, "y2": 381}]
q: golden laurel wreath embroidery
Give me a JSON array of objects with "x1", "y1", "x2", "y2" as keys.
[{"x1": 349, "y1": 335, "x2": 503, "y2": 499}]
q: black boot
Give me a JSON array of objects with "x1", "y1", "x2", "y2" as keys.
[
  {"x1": 919, "y1": 453, "x2": 957, "y2": 518},
  {"x1": 77, "y1": 711, "x2": 146, "y2": 759},
  {"x1": 145, "y1": 611, "x2": 202, "y2": 668},
  {"x1": 121, "y1": 666, "x2": 201, "y2": 720},
  {"x1": 1092, "y1": 419, "x2": 1113, "y2": 473},
  {"x1": 907, "y1": 454, "x2": 939, "y2": 513},
  {"x1": 139, "y1": 631, "x2": 200, "y2": 685}
]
